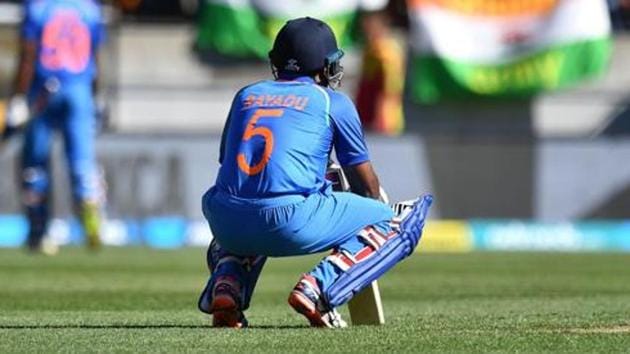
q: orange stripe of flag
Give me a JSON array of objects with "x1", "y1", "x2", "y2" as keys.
[{"x1": 408, "y1": 0, "x2": 559, "y2": 17}]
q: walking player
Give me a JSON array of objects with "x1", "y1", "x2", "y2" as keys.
[
  {"x1": 6, "y1": 0, "x2": 106, "y2": 252},
  {"x1": 198, "y1": 17, "x2": 432, "y2": 328}
]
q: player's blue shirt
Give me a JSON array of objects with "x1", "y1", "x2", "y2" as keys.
[
  {"x1": 22, "y1": 0, "x2": 104, "y2": 85},
  {"x1": 216, "y1": 76, "x2": 370, "y2": 199}
]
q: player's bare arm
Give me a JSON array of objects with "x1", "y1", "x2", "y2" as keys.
[
  {"x1": 3, "y1": 39, "x2": 36, "y2": 132},
  {"x1": 343, "y1": 161, "x2": 381, "y2": 199},
  {"x1": 13, "y1": 39, "x2": 36, "y2": 95}
]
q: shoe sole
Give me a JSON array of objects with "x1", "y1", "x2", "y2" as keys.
[
  {"x1": 211, "y1": 294, "x2": 243, "y2": 328},
  {"x1": 288, "y1": 291, "x2": 328, "y2": 328}
]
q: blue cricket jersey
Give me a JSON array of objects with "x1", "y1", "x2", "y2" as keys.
[
  {"x1": 22, "y1": 0, "x2": 105, "y2": 85},
  {"x1": 216, "y1": 76, "x2": 370, "y2": 199}
]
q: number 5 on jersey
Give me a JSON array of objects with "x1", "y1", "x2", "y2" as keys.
[{"x1": 237, "y1": 108, "x2": 284, "y2": 175}]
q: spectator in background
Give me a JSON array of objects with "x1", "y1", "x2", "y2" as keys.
[
  {"x1": 5, "y1": 0, "x2": 106, "y2": 253},
  {"x1": 355, "y1": 7, "x2": 405, "y2": 136},
  {"x1": 194, "y1": 0, "x2": 405, "y2": 135},
  {"x1": 609, "y1": 0, "x2": 630, "y2": 30}
]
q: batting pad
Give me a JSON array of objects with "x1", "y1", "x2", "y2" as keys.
[{"x1": 324, "y1": 194, "x2": 433, "y2": 308}]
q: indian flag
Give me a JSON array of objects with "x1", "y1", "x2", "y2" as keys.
[
  {"x1": 407, "y1": 0, "x2": 612, "y2": 103},
  {"x1": 196, "y1": 0, "x2": 361, "y2": 59}
]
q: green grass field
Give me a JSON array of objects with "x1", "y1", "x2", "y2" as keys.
[{"x1": 1, "y1": 248, "x2": 629, "y2": 352}]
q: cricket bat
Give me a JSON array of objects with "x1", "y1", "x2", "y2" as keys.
[
  {"x1": 348, "y1": 281, "x2": 385, "y2": 325},
  {"x1": 0, "y1": 102, "x2": 27, "y2": 152},
  {"x1": 0, "y1": 99, "x2": 15, "y2": 151},
  {"x1": 326, "y1": 161, "x2": 386, "y2": 326}
]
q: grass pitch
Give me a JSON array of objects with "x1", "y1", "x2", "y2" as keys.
[{"x1": 1, "y1": 248, "x2": 629, "y2": 352}]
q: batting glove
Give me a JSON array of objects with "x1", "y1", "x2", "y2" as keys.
[{"x1": 6, "y1": 95, "x2": 30, "y2": 128}]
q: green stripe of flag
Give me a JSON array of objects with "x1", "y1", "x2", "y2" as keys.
[
  {"x1": 410, "y1": 38, "x2": 611, "y2": 103},
  {"x1": 196, "y1": 3, "x2": 359, "y2": 60}
]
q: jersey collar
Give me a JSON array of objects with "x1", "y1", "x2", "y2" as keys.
[{"x1": 276, "y1": 74, "x2": 316, "y2": 84}]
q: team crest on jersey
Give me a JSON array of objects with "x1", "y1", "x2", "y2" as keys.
[{"x1": 285, "y1": 59, "x2": 300, "y2": 72}]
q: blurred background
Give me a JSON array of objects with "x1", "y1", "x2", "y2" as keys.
[{"x1": 1, "y1": 0, "x2": 630, "y2": 252}]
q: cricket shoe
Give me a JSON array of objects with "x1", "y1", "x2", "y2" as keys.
[
  {"x1": 288, "y1": 274, "x2": 347, "y2": 328},
  {"x1": 78, "y1": 202, "x2": 102, "y2": 251},
  {"x1": 211, "y1": 276, "x2": 248, "y2": 328},
  {"x1": 26, "y1": 234, "x2": 59, "y2": 256}
]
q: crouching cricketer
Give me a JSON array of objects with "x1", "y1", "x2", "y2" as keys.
[{"x1": 198, "y1": 17, "x2": 433, "y2": 328}]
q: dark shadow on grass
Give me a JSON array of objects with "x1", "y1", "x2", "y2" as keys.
[
  {"x1": 247, "y1": 325, "x2": 308, "y2": 329},
  {"x1": 0, "y1": 324, "x2": 307, "y2": 330},
  {"x1": 0, "y1": 324, "x2": 212, "y2": 329}
]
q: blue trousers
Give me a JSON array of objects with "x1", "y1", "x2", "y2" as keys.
[
  {"x1": 21, "y1": 81, "x2": 99, "y2": 240},
  {"x1": 22, "y1": 82, "x2": 98, "y2": 202},
  {"x1": 202, "y1": 186, "x2": 394, "y2": 294}
]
